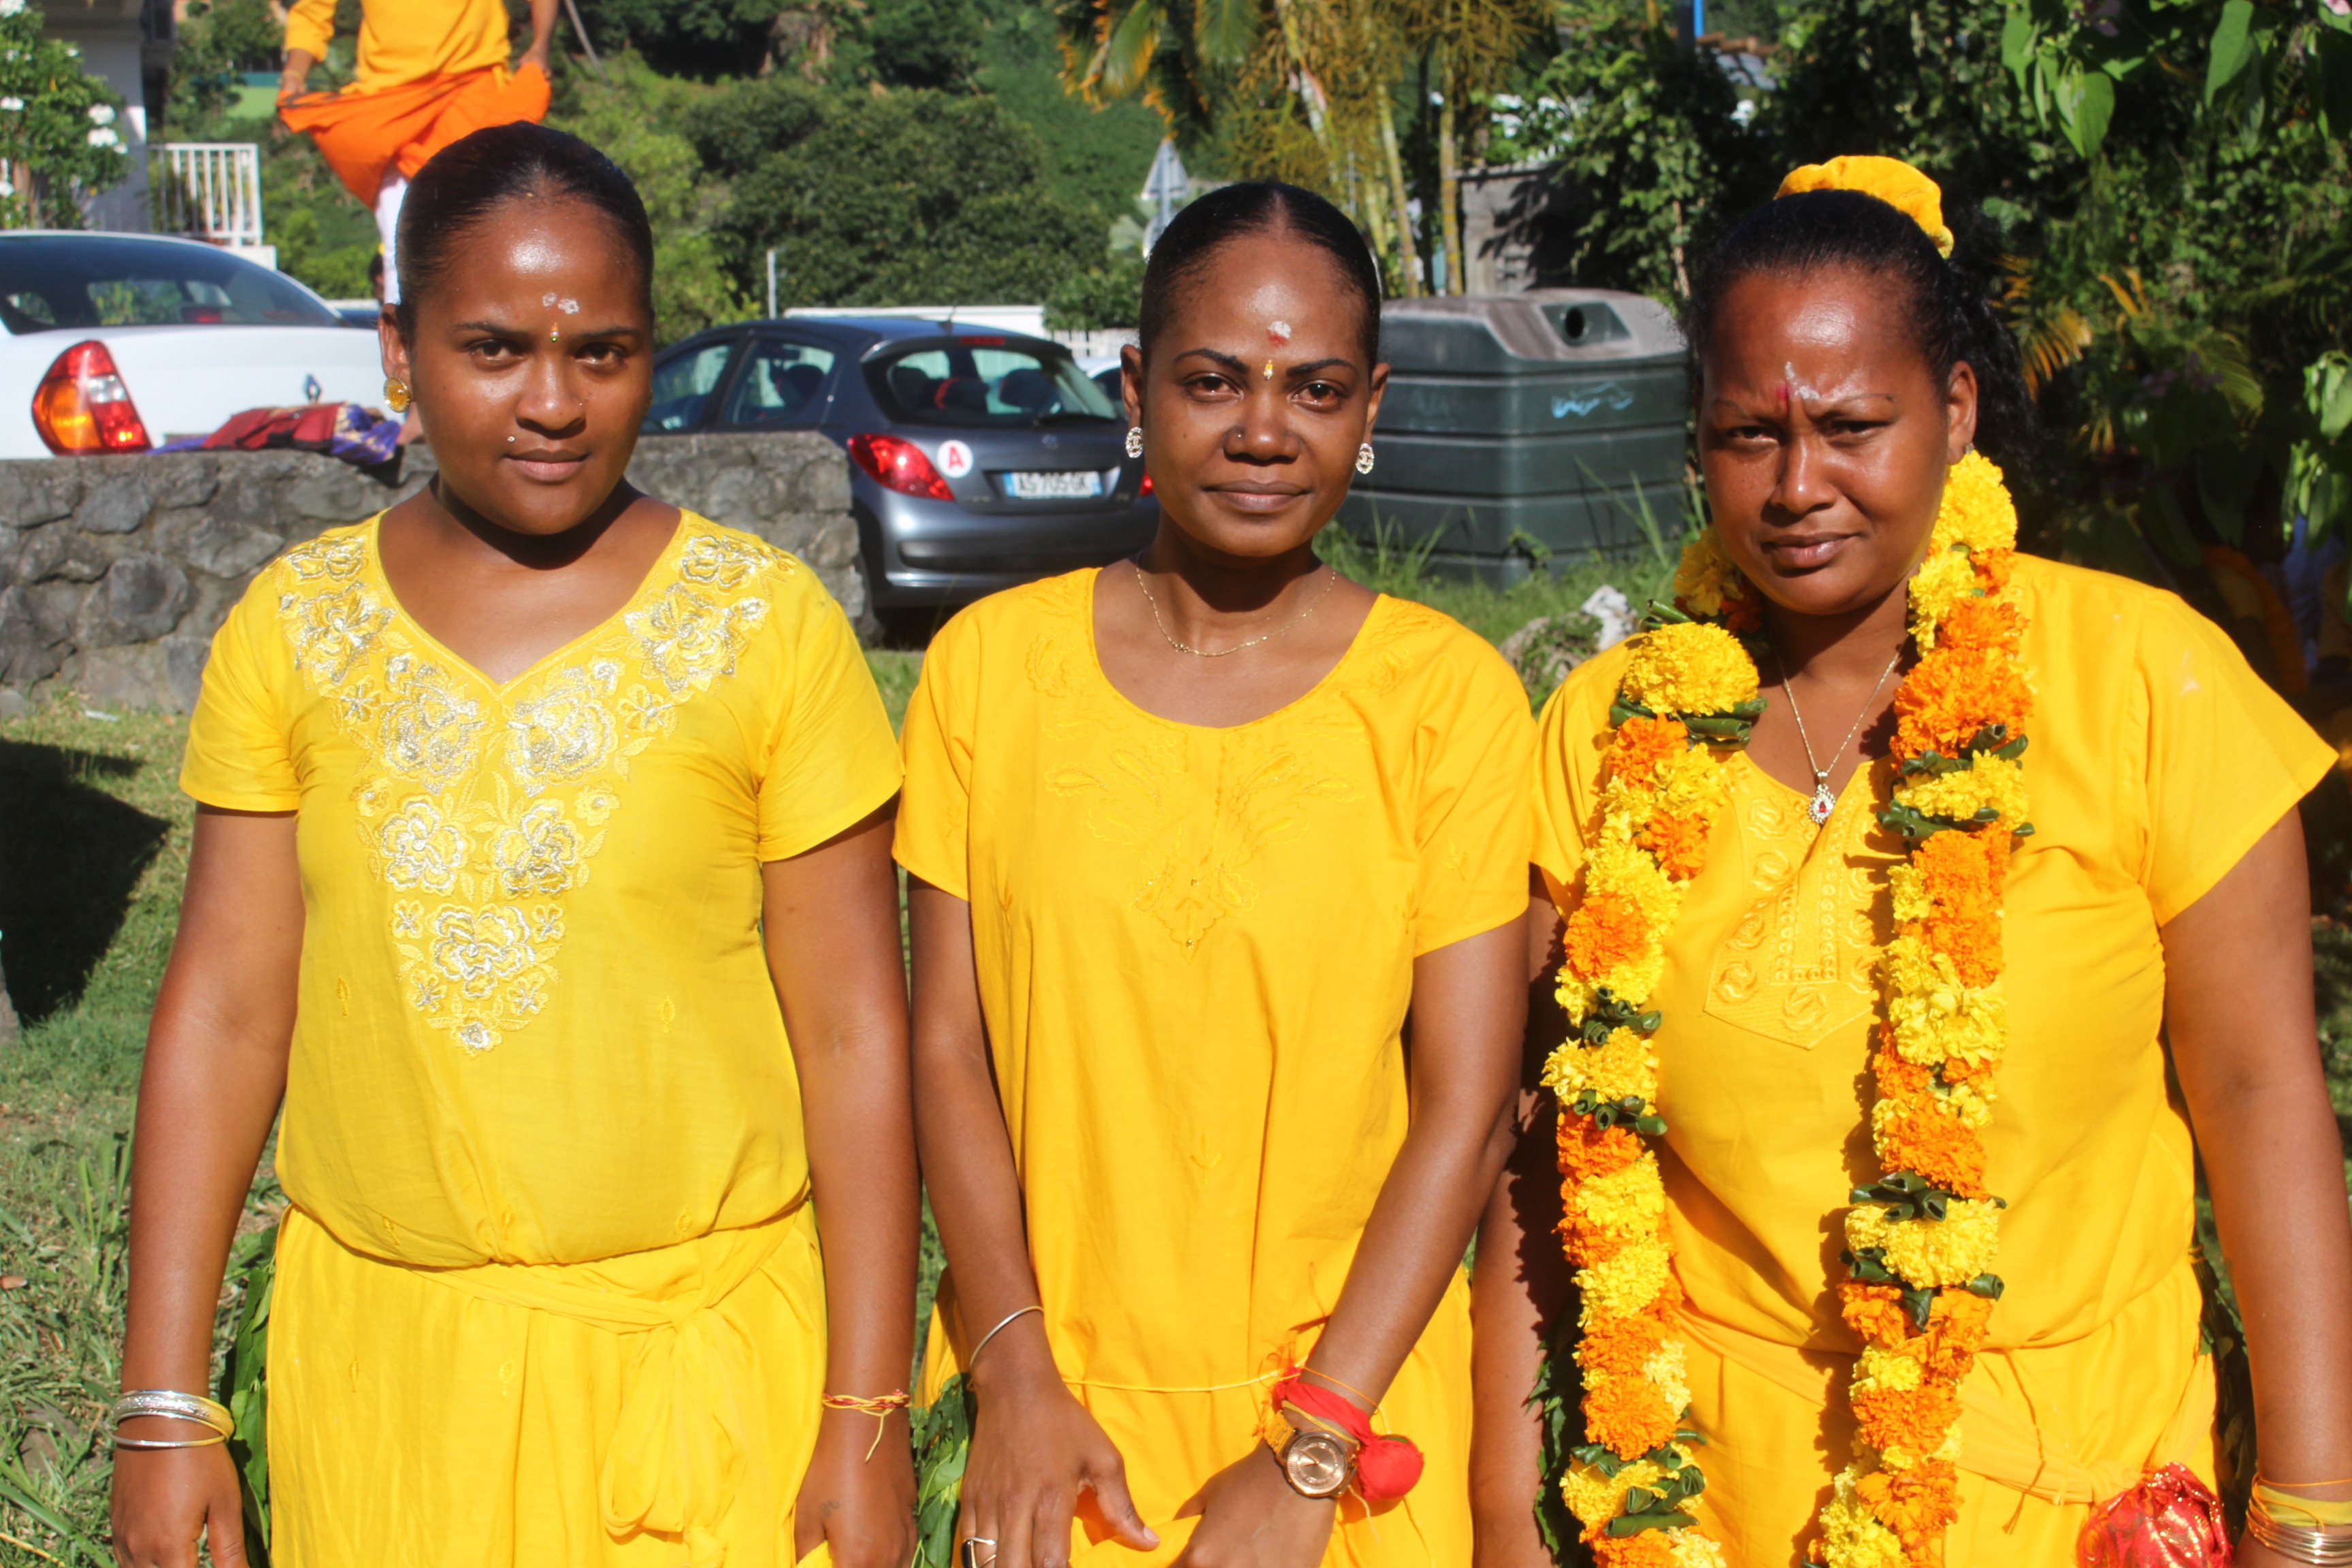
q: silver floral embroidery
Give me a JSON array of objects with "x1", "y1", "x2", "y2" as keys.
[
  {"x1": 378, "y1": 799, "x2": 468, "y2": 892},
  {"x1": 272, "y1": 519, "x2": 796, "y2": 1054},
  {"x1": 506, "y1": 660, "x2": 621, "y2": 796},
  {"x1": 492, "y1": 800, "x2": 589, "y2": 898}
]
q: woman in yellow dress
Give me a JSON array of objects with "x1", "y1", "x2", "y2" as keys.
[
  {"x1": 1472, "y1": 159, "x2": 2352, "y2": 1568},
  {"x1": 898, "y1": 182, "x2": 1534, "y2": 1568},
  {"x1": 108, "y1": 124, "x2": 919, "y2": 1568}
]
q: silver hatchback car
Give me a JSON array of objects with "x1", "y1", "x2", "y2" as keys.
[{"x1": 643, "y1": 316, "x2": 1157, "y2": 633}]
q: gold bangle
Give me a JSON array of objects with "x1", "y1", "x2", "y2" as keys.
[{"x1": 110, "y1": 1389, "x2": 233, "y2": 1446}]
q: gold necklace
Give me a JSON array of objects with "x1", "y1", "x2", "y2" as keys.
[
  {"x1": 1773, "y1": 644, "x2": 1904, "y2": 825},
  {"x1": 1130, "y1": 559, "x2": 1339, "y2": 657}
]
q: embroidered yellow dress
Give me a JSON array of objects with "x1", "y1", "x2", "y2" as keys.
[
  {"x1": 178, "y1": 512, "x2": 900, "y2": 1568},
  {"x1": 894, "y1": 569, "x2": 1534, "y2": 1566},
  {"x1": 1532, "y1": 556, "x2": 2334, "y2": 1568}
]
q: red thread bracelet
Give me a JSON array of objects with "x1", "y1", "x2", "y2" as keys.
[{"x1": 1269, "y1": 1372, "x2": 1424, "y2": 1501}]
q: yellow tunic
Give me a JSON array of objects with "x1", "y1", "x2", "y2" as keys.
[
  {"x1": 180, "y1": 513, "x2": 900, "y2": 1568},
  {"x1": 894, "y1": 570, "x2": 1534, "y2": 1565},
  {"x1": 284, "y1": 0, "x2": 512, "y2": 93},
  {"x1": 1532, "y1": 556, "x2": 2333, "y2": 1568}
]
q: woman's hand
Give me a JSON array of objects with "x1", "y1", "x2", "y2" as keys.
[
  {"x1": 791, "y1": 1409, "x2": 917, "y2": 1568},
  {"x1": 109, "y1": 1441, "x2": 246, "y2": 1568},
  {"x1": 959, "y1": 1358, "x2": 1156, "y2": 1568},
  {"x1": 1170, "y1": 1447, "x2": 1336, "y2": 1568}
]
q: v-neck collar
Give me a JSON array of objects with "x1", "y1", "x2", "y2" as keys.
[{"x1": 363, "y1": 512, "x2": 691, "y2": 699}]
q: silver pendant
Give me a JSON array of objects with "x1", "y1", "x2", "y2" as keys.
[{"x1": 1808, "y1": 784, "x2": 1835, "y2": 825}]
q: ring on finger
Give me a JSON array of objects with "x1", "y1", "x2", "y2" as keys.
[{"x1": 961, "y1": 1537, "x2": 999, "y2": 1568}]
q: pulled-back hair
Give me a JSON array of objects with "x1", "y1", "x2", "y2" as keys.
[
  {"x1": 1139, "y1": 181, "x2": 1384, "y2": 368},
  {"x1": 1684, "y1": 186, "x2": 2038, "y2": 479},
  {"x1": 393, "y1": 122, "x2": 654, "y2": 340}
]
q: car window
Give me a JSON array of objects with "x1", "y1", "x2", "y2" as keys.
[
  {"x1": 0, "y1": 235, "x2": 340, "y2": 333},
  {"x1": 865, "y1": 340, "x2": 1118, "y2": 426},
  {"x1": 644, "y1": 339, "x2": 737, "y2": 433},
  {"x1": 721, "y1": 338, "x2": 837, "y2": 427}
]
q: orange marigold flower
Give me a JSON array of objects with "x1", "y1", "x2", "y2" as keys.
[
  {"x1": 1721, "y1": 587, "x2": 1765, "y2": 634},
  {"x1": 1637, "y1": 810, "x2": 1711, "y2": 881},
  {"x1": 1893, "y1": 644, "x2": 2034, "y2": 762},
  {"x1": 1971, "y1": 547, "x2": 2015, "y2": 594},
  {"x1": 1612, "y1": 715, "x2": 1689, "y2": 788},
  {"x1": 1563, "y1": 892, "x2": 1652, "y2": 983},
  {"x1": 1874, "y1": 1039, "x2": 1931, "y2": 1098},
  {"x1": 1916, "y1": 828, "x2": 2006, "y2": 985},
  {"x1": 1933, "y1": 595, "x2": 2022, "y2": 655},
  {"x1": 1852, "y1": 1381, "x2": 1963, "y2": 1458},
  {"x1": 1918, "y1": 1290, "x2": 1995, "y2": 1380},
  {"x1": 1585, "y1": 1374, "x2": 1680, "y2": 1460},
  {"x1": 1840, "y1": 1284, "x2": 1915, "y2": 1351},
  {"x1": 1857, "y1": 1460, "x2": 1961, "y2": 1550},
  {"x1": 1559, "y1": 1117, "x2": 1644, "y2": 1180},
  {"x1": 1591, "y1": 1532, "x2": 1678, "y2": 1568},
  {"x1": 1579, "y1": 1313, "x2": 1671, "y2": 1379},
  {"x1": 1876, "y1": 1100, "x2": 1988, "y2": 1197},
  {"x1": 1560, "y1": 1209, "x2": 1629, "y2": 1267}
]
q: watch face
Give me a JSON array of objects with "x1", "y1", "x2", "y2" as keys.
[{"x1": 1282, "y1": 1431, "x2": 1354, "y2": 1499}]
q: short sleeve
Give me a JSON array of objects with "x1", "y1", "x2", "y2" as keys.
[
  {"x1": 892, "y1": 609, "x2": 978, "y2": 901},
  {"x1": 2137, "y1": 595, "x2": 2334, "y2": 924},
  {"x1": 1409, "y1": 638, "x2": 1538, "y2": 955},
  {"x1": 281, "y1": 0, "x2": 337, "y2": 63},
  {"x1": 1530, "y1": 647, "x2": 1630, "y2": 909},
  {"x1": 180, "y1": 576, "x2": 301, "y2": 812},
  {"x1": 755, "y1": 578, "x2": 902, "y2": 861}
]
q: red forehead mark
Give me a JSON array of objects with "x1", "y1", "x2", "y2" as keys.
[
  {"x1": 1774, "y1": 380, "x2": 1791, "y2": 410},
  {"x1": 1267, "y1": 319, "x2": 1293, "y2": 345}
]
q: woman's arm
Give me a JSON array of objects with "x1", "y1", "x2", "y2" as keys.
[
  {"x1": 1468, "y1": 890, "x2": 1578, "y2": 1567},
  {"x1": 766, "y1": 808, "x2": 921, "y2": 1568},
  {"x1": 2163, "y1": 809, "x2": 2352, "y2": 1565},
  {"x1": 1175, "y1": 909, "x2": 1533, "y2": 1568},
  {"x1": 908, "y1": 877, "x2": 1156, "y2": 1568},
  {"x1": 112, "y1": 809, "x2": 304, "y2": 1568}
]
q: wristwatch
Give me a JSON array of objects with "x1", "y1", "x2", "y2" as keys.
[{"x1": 1273, "y1": 1421, "x2": 1356, "y2": 1500}]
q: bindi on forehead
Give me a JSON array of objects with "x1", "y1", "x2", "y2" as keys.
[{"x1": 1267, "y1": 319, "x2": 1293, "y2": 345}]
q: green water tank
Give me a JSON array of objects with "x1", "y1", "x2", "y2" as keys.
[{"x1": 1338, "y1": 290, "x2": 1690, "y2": 583}]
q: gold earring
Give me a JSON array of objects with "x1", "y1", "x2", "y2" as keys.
[{"x1": 383, "y1": 377, "x2": 412, "y2": 413}]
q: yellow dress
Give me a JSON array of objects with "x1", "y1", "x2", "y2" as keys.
[
  {"x1": 894, "y1": 570, "x2": 1534, "y2": 1566},
  {"x1": 1531, "y1": 555, "x2": 2334, "y2": 1568},
  {"x1": 179, "y1": 513, "x2": 901, "y2": 1568}
]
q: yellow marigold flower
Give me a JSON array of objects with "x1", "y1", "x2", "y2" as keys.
[
  {"x1": 1563, "y1": 1458, "x2": 1664, "y2": 1529},
  {"x1": 1851, "y1": 1345, "x2": 1925, "y2": 1396},
  {"x1": 1929, "y1": 451, "x2": 2019, "y2": 555},
  {"x1": 1846, "y1": 1199, "x2": 2001, "y2": 1288},
  {"x1": 1908, "y1": 547, "x2": 1979, "y2": 647},
  {"x1": 1620, "y1": 621, "x2": 1761, "y2": 719},
  {"x1": 1817, "y1": 1468, "x2": 1910, "y2": 1568},
  {"x1": 1880, "y1": 1420, "x2": 1965, "y2": 1473},
  {"x1": 1938, "y1": 1078, "x2": 1996, "y2": 1128},
  {"x1": 1641, "y1": 1337, "x2": 1692, "y2": 1417},
  {"x1": 1579, "y1": 1235, "x2": 1672, "y2": 1321},
  {"x1": 1577, "y1": 1154, "x2": 1667, "y2": 1239},
  {"x1": 1895, "y1": 753, "x2": 2027, "y2": 829},
  {"x1": 1672, "y1": 527, "x2": 1745, "y2": 620},
  {"x1": 1882, "y1": 938, "x2": 2007, "y2": 1071},
  {"x1": 1652, "y1": 743, "x2": 1732, "y2": 819},
  {"x1": 1548, "y1": 1026, "x2": 1659, "y2": 1106},
  {"x1": 1667, "y1": 1531, "x2": 1728, "y2": 1568}
]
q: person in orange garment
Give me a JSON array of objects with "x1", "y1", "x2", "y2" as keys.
[{"x1": 277, "y1": 0, "x2": 556, "y2": 304}]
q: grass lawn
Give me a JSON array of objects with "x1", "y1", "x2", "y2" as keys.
[{"x1": 1, "y1": 551, "x2": 2347, "y2": 1563}]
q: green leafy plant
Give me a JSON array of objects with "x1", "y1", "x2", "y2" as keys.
[{"x1": 0, "y1": 0, "x2": 131, "y2": 230}]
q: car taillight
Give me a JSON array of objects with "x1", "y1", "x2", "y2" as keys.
[
  {"x1": 847, "y1": 433, "x2": 954, "y2": 500},
  {"x1": 33, "y1": 340, "x2": 150, "y2": 455},
  {"x1": 1140, "y1": 471, "x2": 1154, "y2": 497}
]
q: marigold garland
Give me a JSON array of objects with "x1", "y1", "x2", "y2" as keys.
[{"x1": 1544, "y1": 448, "x2": 2030, "y2": 1568}]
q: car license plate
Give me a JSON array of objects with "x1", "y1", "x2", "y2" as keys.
[{"x1": 1005, "y1": 470, "x2": 1103, "y2": 500}]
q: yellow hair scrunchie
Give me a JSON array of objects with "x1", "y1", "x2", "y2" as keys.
[{"x1": 1776, "y1": 154, "x2": 1955, "y2": 259}]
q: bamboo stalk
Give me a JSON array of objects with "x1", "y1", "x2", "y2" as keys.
[
  {"x1": 1358, "y1": 0, "x2": 1422, "y2": 295},
  {"x1": 1437, "y1": 47, "x2": 1461, "y2": 295}
]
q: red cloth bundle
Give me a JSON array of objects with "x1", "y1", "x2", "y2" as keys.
[
  {"x1": 1269, "y1": 1373, "x2": 1424, "y2": 1502},
  {"x1": 2078, "y1": 1464, "x2": 2233, "y2": 1568}
]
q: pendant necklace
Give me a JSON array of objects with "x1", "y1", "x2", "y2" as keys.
[
  {"x1": 1774, "y1": 644, "x2": 1904, "y2": 826},
  {"x1": 1132, "y1": 559, "x2": 1338, "y2": 657}
]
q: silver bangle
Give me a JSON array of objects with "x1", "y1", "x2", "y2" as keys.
[
  {"x1": 2249, "y1": 1500, "x2": 2352, "y2": 1567},
  {"x1": 111, "y1": 1388, "x2": 234, "y2": 1450},
  {"x1": 968, "y1": 1305, "x2": 1043, "y2": 1367}
]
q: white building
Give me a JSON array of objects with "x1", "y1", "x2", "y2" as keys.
[{"x1": 33, "y1": 0, "x2": 176, "y2": 233}]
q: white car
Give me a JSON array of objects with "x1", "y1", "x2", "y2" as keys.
[{"x1": 0, "y1": 231, "x2": 385, "y2": 459}]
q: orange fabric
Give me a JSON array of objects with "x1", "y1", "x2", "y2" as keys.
[{"x1": 279, "y1": 62, "x2": 549, "y2": 207}]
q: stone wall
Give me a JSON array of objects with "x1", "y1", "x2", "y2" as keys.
[{"x1": 0, "y1": 431, "x2": 859, "y2": 715}]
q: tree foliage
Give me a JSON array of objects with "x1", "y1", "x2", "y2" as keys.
[{"x1": 0, "y1": 1, "x2": 130, "y2": 229}]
